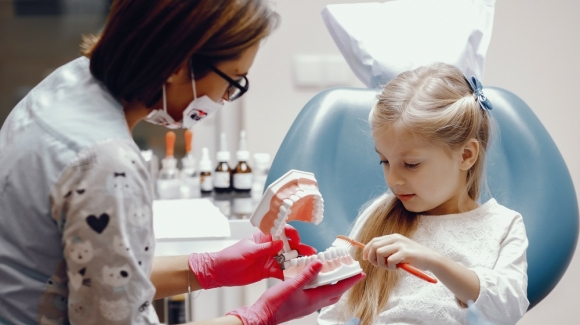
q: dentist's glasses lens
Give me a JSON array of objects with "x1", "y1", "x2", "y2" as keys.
[
  {"x1": 227, "y1": 76, "x2": 248, "y2": 101},
  {"x1": 206, "y1": 64, "x2": 249, "y2": 101}
]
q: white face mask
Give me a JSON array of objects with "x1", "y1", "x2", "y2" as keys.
[{"x1": 144, "y1": 69, "x2": 223, "y2": 129}]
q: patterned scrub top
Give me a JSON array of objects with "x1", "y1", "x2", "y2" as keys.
[{"x1": 0, "y1": 57, "x2": 160, "y2": 324}]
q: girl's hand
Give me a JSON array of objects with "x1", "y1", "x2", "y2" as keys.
[{"x1": 362, "y1": 233, "x2": 437, "y2": 271}]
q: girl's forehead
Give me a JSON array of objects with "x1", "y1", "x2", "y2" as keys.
[{"x1": 374, "y1": 128, "x2": 432, "y2": 155}]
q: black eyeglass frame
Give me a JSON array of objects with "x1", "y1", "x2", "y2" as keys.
[{"x1": 206, "y1": 64, "x2": 249, "y2": 101}]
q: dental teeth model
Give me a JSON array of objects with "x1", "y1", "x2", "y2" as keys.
[
  {"x1": 250, "y1": 169, "x2": 362, "y2": 289},
  {"x1": 283, "y1": 246, "x2": 363, "y2": 289}
]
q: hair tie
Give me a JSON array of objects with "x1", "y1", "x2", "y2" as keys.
[{"x1": 464, "y1": 75, "x2": 493, "y2": 111}]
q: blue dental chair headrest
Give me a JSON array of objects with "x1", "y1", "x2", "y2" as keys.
[{"x1": 266, "y1": 87, "x2": 579, "y2": 308}]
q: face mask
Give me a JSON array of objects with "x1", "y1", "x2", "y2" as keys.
[{"x1": 144, "y1": 69, "x2": 223, "y2": 129}]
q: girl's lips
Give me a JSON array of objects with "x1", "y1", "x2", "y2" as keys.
[{"x1": 398, "y1": 194, "x2": 415, "y2": 202}]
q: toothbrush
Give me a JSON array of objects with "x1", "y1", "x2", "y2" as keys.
[{"x1": 335, "y1": 235, "x2": 437, "y2": 283}]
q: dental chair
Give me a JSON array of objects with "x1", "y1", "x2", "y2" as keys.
[{"x1": 265, "y1": 87, "x2": 579, "y2": 308}]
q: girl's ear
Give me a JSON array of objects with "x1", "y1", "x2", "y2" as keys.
[{"x1": 460, "y1": 139, "x2": 480, "y2": 171}]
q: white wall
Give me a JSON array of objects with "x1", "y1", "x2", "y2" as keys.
[{"x1": 244, "y1": 0, "x2": 580, "y2": 324}]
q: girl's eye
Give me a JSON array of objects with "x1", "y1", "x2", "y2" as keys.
[
  {"x1": 405, "y1": 163, "x2": 420, "y2": 169},
  {"x1": 379, "y1": 160, "x2": 389, "y2": 165}
]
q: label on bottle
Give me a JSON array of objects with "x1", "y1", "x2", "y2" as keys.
[
  {"x1": 233, "y1": 173, "x2": 253, "y2": 190},
  {"x1": 200, "y1": 174, "x2": 213, "y2": 192},
  {"x1": 214, "y1": 171, "x2": 231, "y2": 188}
]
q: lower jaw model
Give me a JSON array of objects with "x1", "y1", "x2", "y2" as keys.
[{"x1": 250, "y1": 169, "x2": 363, "y2": 289}]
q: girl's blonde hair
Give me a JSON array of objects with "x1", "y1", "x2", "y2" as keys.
[{"x1": 344, "y1": 63, "x2": 491, "y2": 325}]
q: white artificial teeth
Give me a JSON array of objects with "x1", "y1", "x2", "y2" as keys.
[
  {"x1": 283, "y1": 199, "x2": 293, "y2": 208},
  {"x1": 318, "y1": 252, "x2": 326, "y2": 263},
  {"x1": 313, "y1": 214, "x2": 323, "y2": 225},
  {"x1": 330, "y1": 248, "x2": 337, "y2": 259},
  {"x1": 270, "y1": 227, "x2": 278, "y2": 236},
  {"x1": 298, "y1": 258, "x2": 305, "y2": 267},
  {"x1": 296, "y1": 190, "x2": 306, "y2": 198},
  {"x1": 291, "y1": 259, "x2": 298, "y2": 267},
  {"x1": 325, "y1": 250, "x2": 333, "y2": 261},
  {"x1": 280, "y1": 205, "x2": 289, "y2": 215},
  {"x1": 289, "y1": 194, "x2": 300, "y2": 202}
]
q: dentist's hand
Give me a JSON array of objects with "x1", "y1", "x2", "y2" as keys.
[
  {"x1": 250, "y1": 224, "x2": 317, "y2": 256},
  {"x1": 226, "y1": 260, "x2": 366, "y2": 325},
  {"x1": 189, "y1": 225, "x2": 316, "y2": 289}
]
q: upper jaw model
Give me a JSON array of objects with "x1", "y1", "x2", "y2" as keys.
[{"x1": 250, "y1": 169, "x2": 362, "y2": 289}]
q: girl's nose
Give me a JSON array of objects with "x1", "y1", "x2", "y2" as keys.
[{"x1": 387, "y1": 168, "x2": 405, "y2": 187}]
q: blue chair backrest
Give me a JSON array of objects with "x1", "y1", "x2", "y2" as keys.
[{"x1": 266, "y1": 87, "x2": 578, "y2": 308}]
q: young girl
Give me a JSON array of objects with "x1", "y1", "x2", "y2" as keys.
[{"x1": 318, "y1": 63, "x2": 529, "y2": 325}]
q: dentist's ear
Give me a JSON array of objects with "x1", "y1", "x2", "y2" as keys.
[
  {"x1": 166, "y1": 61, "x2": 190, "y2": 84},
  {"x1": 460, "y1": 139, "x2": 480, "y2": 171}
]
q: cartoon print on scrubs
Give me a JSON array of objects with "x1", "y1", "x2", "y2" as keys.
[
  {"x1": 102, "y1": 264, "x2": 133, "y2": 289},
  {"x1": 67, "y1": 267, "x2": 92, "y2": 291},
  {"x1": 45, "y1": 139, "x2": 158, "y2": 324},
  {"x1": 66, "y1": 237, "x2": 95, "y2": 264},
  {"x1": 69, "y1": 299, "x2": 89, "y2": 317},
  {"x1": 127, "y1": 204, "x2": 151, "y2": 228},
  {"x1": 39, "y1": 315, "x2": 63, "y2": 325},
  {"x1": 37, "y1": 262, "x2": 69, "y2": 323},
  {"x1": 85, "y1": 212, "x2": 111, "y2": 234},
  {"x1": 113, "y1": 235, "x2": 131, "y2": 257},
  {"x1": 100, "y1": 297, "x2": 131, "y2": 321}
]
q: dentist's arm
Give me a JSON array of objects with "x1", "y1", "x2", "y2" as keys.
[{"x1": 151, "y1": 225, "x2": 316, "y2": 299}]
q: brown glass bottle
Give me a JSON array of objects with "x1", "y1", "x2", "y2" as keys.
[
  {"x1": 233, "y1": 160, "x2": 252, "y2": 192},
  {"x1": 214, "y1": 161, "x2": 232, "y2": 193}
]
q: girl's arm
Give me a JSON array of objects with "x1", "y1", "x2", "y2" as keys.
[
  {"x1": 427, "y1": 253, "x2": 480, "y2": 304},
  {"x1": 363, "y1": 233, "x2": 479, "y2": 304}
]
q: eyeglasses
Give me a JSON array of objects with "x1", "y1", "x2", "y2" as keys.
[{"x1": 207, "y1": 64, "x2": 249, "y2": 101}]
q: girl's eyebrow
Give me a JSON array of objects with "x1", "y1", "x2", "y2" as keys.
[{"x1": 376, "y1": 146, "x2": 424, "y2": 158}]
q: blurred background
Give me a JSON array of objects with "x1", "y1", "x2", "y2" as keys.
[{"x1": 1, "y1": 0, "x2": 579, "y2": 324}]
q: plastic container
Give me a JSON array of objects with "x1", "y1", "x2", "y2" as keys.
[
  {"x1": 180, "y1": 130, "x2": 200, "y2": 198},
  {"x1": 251, "y1": 153, "x2": 271, "y2": 197},
  {"x1": 157, "y1": 131, "x2": 181, "y2": 199}
]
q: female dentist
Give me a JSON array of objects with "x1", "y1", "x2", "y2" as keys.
[{"x1": 0, "y1": 1, "x2": 364, "y2": 324}]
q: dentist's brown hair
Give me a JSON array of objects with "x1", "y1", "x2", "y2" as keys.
[{"x1": 81, "y1": 0, "x2": 279, "y2": 107}]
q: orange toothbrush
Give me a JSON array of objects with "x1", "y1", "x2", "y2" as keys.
[{"x1": 336, "y1": 235, "x2": 437, "y2": 284}]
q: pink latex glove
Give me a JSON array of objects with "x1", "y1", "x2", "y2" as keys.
[
  {"x1": 226, "y1": 260, "x2": 366, "y2": 325},
  {"x1": 250, "y1": 224, "x2": 317, "y2": 257},
  {"x1": 189, "y1": 225, "x2": 316, "y2": 289}
]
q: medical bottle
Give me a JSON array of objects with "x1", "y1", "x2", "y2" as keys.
[
  {"x1": 232, "y1": 130, "x2": 253, "y2": 193},
  {"x1": 180, "y1": 130, "x2": 200, "y2": 198},
  {"x1": 214, "y1": 132, "x2": 232, "y2": 193},
  {"x1": 199, "y1": 147, "x2": 214, "y2": 194},
  {"x1": 251, "y1": 153, "x2": 271, "y2": 198},
  {"x1": 157, "y1": 131, "x2": 181, "y2": 199}
]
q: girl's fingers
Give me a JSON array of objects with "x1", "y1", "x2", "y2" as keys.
[
  {"x1": 385, "y1": 251, "x2": 405, "y2": 270},
  {"x1": 376, "y1": 245, "x2": 399, "y2": 269}
]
